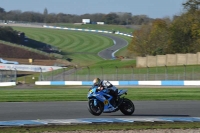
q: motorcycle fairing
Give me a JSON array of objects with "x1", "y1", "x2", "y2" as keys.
[
  {"x1": 95, "y1": 92, "x2": 116, "y2": 112},
  {"x1": 89, "y1": 90, "x2": 116, "y2": 112},
  {"x1": 118, "y1": 89, "x2": 127, "y2": 96}
]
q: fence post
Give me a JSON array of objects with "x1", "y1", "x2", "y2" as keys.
[
  {"x1": 184, "y1": 64, "x2": 186, "y2": 80},
  {"x1": 14, "y1": 68, "x2": 17, "y2": 82},
  {"x1": 24, "y1": 76, "x2": 26, "y2": 83},
  {"x1": 62, "y1": 67, "x2": 65, "y2": 81},
  {"x1": 174, "y1": 66, "x2": 176, "y2": 80},
  {"x1": 139, "y1": 68, "x2": 141, "y2": 80},
  {"x1": 165, "y1": 65, "x2": 168, "y2": 80},
  {"x1": 115, "y1": 66, "x2": 118, "y2": 81},
  {"x1": 101, "y1": 67, "x2": 103, "y2": 79},
  {"x1": 147, "y1": 66, "x2": 149, "y2": 80},
  {"x1": 87, "y1": 66, "x2": 90, "y2": 81},
  {"x1": 51, "y1": 68, "x2": 53, "y2": 81},
  {"x1": 74, "y1": 66, "x2": 77, "y2": 81},
  {"x1": 0, "y1": 70, "x2": 1, "y2": 82},
  {"x1": 40, "y1": 67, "x2": 43, "y2": 81},
  {"x1": 192, "y1": 66, "x2": 194, "y2": 80},
  {"x1": 6, "y1": 70, "x2": 8, "y2": 82},
  {"x1": 155, "y1": 66, "x2": 157, "y2": 80},
  {"x1": 131, "y1": 66, "x2": 134, "y2": 80}
]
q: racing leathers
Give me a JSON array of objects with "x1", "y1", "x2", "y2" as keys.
[{"x1": 97, "y1": 80, "x2": 119, "y2": 106}]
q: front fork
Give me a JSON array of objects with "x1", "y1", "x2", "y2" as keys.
[{"x1": 94, "y1": 99, "x2": 97, "y2": 106}]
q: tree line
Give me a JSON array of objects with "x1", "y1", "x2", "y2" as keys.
[
  {"x1": 128, "y1": 0, "x2": 200, "y2": 57},
  {"x1": 1, "y1": 0, "x2": 199, "y2": 57},
  {"x1": 0, "y1": 7, "x2": 157, "y2": 25},
  {"x1": 0, "y1": 26, "x2": 21, "y2": 43}
]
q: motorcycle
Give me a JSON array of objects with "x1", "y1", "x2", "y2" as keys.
[{"x1": 87, "y1": 85, "x2": 135, "y2": 116}]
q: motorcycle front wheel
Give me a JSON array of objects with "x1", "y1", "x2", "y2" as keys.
[
  {"x1": 119, "y1": 98, "x2": 135, "y2": 115},
  {"x1": 88, "y1": 99, "x2": 104, "y2": 116}
]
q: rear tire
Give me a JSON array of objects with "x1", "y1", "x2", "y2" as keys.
[
  {"x1": 119, "y1": 98, "x2": 135, "y2": 115},
  {"x1": 88, "y1": 99, "x2": 104, "y2": 116}
]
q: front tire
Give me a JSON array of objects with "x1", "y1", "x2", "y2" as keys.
[
  {"x1": 119, "y1": 98, "x2": 135, "y2": 115},
  {"x1": 88, "y1": 99, "x2": 104, "y2": 116}
]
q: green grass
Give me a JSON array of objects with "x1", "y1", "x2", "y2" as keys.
[
  {"x1": 4, "y1": 24, "x2": 135, "y2": 69},
  {"x1": 12, "y1": 27, "x2": 114, "y2": 66},
  {"x1": 87, "y1": 59, "x2": 136, "y2": 68},
  {"x1": 0, "y1": 86, "x2": 200, "y2": 102},
  {"x1": 0, "y1": 122, "x2": 200, "y2": 133},
  {"x1": 11, "y1": 25, "x2": 135, "y2": 66}
]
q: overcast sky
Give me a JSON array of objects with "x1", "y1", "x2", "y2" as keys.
[{"x1": 1, "y1": 0, "x2": 187, "y2": 18}]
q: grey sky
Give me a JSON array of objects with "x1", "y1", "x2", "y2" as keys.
[{"x1": 1, "y1": 0, "x2": 187, "y2": 18}]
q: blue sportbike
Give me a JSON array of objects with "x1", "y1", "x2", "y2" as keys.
[{"x1": 87, "y1": 85, "x2": 135, "y2": 116}]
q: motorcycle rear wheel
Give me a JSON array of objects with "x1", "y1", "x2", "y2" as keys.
[
  {"x1": 119, "y1": 98, "x2": 135, "y2": 115},
  {"x1": 88, "y1": 99, "x2": 104, "y2": 116}
]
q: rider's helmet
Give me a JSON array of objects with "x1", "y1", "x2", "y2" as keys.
[{"x1": 93, "y1": 78, "x2": 101, "y2": 86}]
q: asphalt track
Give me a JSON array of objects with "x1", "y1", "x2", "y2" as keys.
[
  {"x1": 0, "y1": 101, "x2": 199, "y2": 121},
  {"x1": 97, "y1": 33, "x2": 128, "y2": 59}
]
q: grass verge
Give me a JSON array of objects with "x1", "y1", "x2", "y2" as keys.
[
  {"x1": 0, "y1": 86, "x2": 200, "y2": 102},
  {"x1": 12, "y1": 27, "x2": 113, "y2": 66},
  {"x1": 0, "y1": 122, "x2": 199, "y2": 133}
]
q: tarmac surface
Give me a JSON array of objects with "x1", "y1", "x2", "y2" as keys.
[{"x1": 0, "y1": 100, "x2": 199, "y2": 121}]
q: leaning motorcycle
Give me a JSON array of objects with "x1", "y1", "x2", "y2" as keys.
[{"x1": 87, "y1": 85, "x2": 135, "y2": 116}]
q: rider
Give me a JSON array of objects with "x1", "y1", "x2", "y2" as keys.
[{"x1": 93, "y1": 78, "x2": 121, "y2": 106}]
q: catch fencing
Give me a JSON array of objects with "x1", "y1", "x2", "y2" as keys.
[
  {"x1": 41, "y1": 65, "x2": 200, "y2": 81},
  {"x1": 0, "y1": 70, "x2": 17, "y2": 82},
  {"x1": 1, "y1": 66, "x2": 200, "y2": 83}
]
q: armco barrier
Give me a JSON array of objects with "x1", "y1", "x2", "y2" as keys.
[
  {"x1": 35, "y1": 80, "x2": 200, "y2": 86},
  {"x1": 0, "y1": 82, "x2": 16, "y2": 86},
  {"x1": 43, "y1": 25, "x2": 133, "y2": 37}
]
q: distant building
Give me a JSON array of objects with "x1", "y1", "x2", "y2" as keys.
[
  {"x1": 82, "y1": 19, "x2": 90, "y2": 24},
  {"x1": 97, "y1": 22, "x2": 105, "y2": 25},
  {"x1": 91, "y1": 21, "x2": 97, "y2": 24}
]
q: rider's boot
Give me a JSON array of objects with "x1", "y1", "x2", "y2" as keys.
[
  {"x1": 115, "y1": 96, "x2": 123, "y2": 107},
  {"x1": 113, "y1": 89, "x2": 122, "y2": 107}
]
